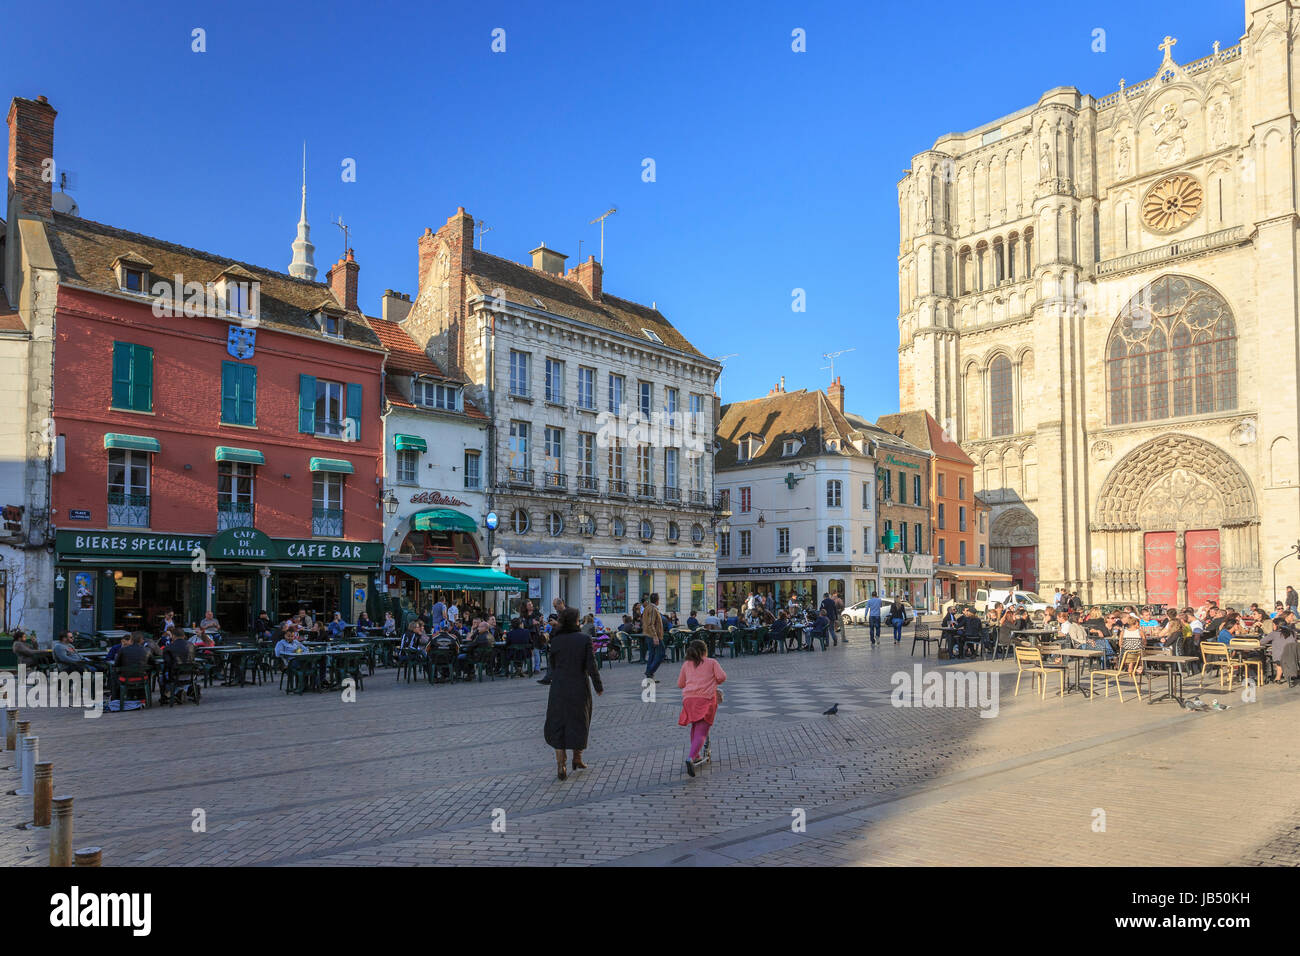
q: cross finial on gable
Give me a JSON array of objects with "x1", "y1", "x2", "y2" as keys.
[{"x1": 1158, "y1": 35, "x2": 1177, "y2": 61}]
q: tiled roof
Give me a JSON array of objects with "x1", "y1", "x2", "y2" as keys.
[
  {"x1": 364, "y1": 314, "x2": 450, "y2": 378},
  {"x1": 715, "y1": 389, "x2": 864, "y2": 471},
  {"x1": 876, "y1": 410, "x2": 972, "y2": 465},
  {"x1": 385, "y1": 380, "x2": 416, "y2": 409},
  {"x1": 842, "y1": 412, "x2": 926, "y2": 454},
  {"x1": 45, "y1": 213, "x2": 383, "y2": 349},
  {"x1": 464, "y1": 252, "x2": 706, "y2": 359},
  {"x1": 0, "y1": 307, "x2": 25, "y2": 332}
]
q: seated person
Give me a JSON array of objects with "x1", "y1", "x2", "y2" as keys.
[
  {"x1": 686, "y1": 611, "x2": 701, "y2": 630},
  {"x1": 161, "y1": 631, "x2": 196, "y2": 701},
  {"x1": 455, "y1": 617, "x2": 494, "y2": 677},
  {"x1": 11, "y1": 629, "x2": 41, "y2": 669},
  {"x1": 327, "y1": 612, "x2": 349, "y2": 639},
  {"x1": 947, "y1": 607, "x2": 982, "y2": 657},
  {"x1": 382, "y1": 611, "x2": 397, "y2": 636},
  {"x1": 1259, "y1": 624, "x2": 1299, "y2": 685},
  {"x1": 104, "y1": 633, "x2": 130, "y2": 666},
  {"x1": 253, "y1": 611, "x2": 275, "y2": 642},
  {"x1": 52, "y1": 632, "x2": 103, "y2": 673},
  {"x1": 112, "y1": 633, "x2": 152, "y2": 700},
  {"x1": 723, "y1": 609, "x2": 740, "y2": 629},
  {"x1": 805, "y1": 610, "x2": 830, "y2": 650},
  {"x1": 275, "y1": 629, "x2": 307, "y2": 658},
  {"x1": 197, "y1": 610, "x2": 222, "y2": 640},
  {"x1": 768, "y1": 611, "x2": 790, "y2": 651},
  {"x1": 941, "y1": 606, "x2": 962, "y2": 630},
  {"x1": 356, "y1": 610, "x2": 374, "y2": 631},
  {"x1": 704, "y1": 608, "x2": 721, "y2": 629},
  {"x1": 428, "y1": 630, "x2": 459, "y2": 681}
]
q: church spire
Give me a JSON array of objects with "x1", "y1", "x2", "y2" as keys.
[{"x1": 289, "y1": 143, "x2": 317, "y2": 280}]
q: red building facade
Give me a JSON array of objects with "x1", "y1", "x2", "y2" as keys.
[{"x1": 46, "y1": 217, "x2": 385, "y2": 635}]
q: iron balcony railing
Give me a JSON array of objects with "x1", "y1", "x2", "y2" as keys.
[
  {"x1": 576, "y1": 474, "x2": 599, "y2": 494},
  {"x1": 312, "y1": 507, "x2": 343, "y2": 537},
  {"x1": 663, "y1": 487, "x2": 681, "y2": 504},
  {"x1": 543, "y1": 471, "x2": 567, "y2": 490},
  {"x1": 108, "y1": 492, "x2": 150, "y2": 528},
  {"x1": 608, "y1": 479, "x2": 629, "y2": 497},
  {"x1": 217, "y1": 500, "x2": 254, "y2": 530},
  {"x1": 636, "y1": 483, "x2": 657, "y2": 500},
  {"x1": 507, "y1": 468, "x2": 534, "y2": 488},
  {"x1": 689, "y1": 490, "x2": 708, "y2": 506}
]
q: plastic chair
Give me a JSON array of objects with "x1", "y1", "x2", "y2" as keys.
[{"x1": 115, "y1": 667, "x2": 151, "y2": 709}]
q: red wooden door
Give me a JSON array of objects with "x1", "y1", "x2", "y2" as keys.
[
  {"x1": 1009, "y1": 546, "x2": 1037, "y2": 591},
  {"x1": 1143, "y1": 532, "x2": 1177, "y2": 607},
  {"x1": 1185, "y1": 530, "x2": 1221, "y2": 608}
]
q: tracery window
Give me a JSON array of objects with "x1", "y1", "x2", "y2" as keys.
[{"x1": 1106, "y1": 275, "x2": 1236, "y2": 426}]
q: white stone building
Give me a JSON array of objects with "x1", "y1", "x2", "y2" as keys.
[
  {"x1": 895, "y1": 3, "x2": 1300, "y2": 607},
  {"x1": 400, "y1": 208, "x2": 722, "y2": 627}
]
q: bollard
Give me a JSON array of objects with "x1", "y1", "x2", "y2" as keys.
[
  {"x1": 33, "y1": 762, "x2": 52, "y2": 827},
  {"x1": 17, "y1": 736, "x2": 36, "y2": 796},
  {"x1": 14, "y1": 720, "x2": 29, "y2": 756},
  {"x1": 49, "y1": 795, "x2": 73, "y2": 867},
  {"x1": 3, "y1": 709, "x2": 14, "y2": 751},
  {"x1": 74, "y1": 847, "x2": 102, "y2": 867}
]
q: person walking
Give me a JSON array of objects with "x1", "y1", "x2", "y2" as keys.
[
  {"x1": 543, "y1": 607, "x2": 603, "y2": 780},
  {"x1": 866, "y1": 591, "x2": 883, "y2": 644},
  {"x1": 1286, "y1": 585, "x2": 1299, "y2": 617},
  {"x1": 678, "y1": 639, "x2": 727, "y2": 777},
  {"x1": 820, "y1": 592, "x2": 841, "y2": 647},
  {"x1": 888, "y1": 596, "x2": 907, "y2": 644},
  {"x1": 642, "y1": 592, "x2": 666, "y2": 683}
]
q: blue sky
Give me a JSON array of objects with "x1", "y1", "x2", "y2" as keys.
[{"x1": 5, "y1": 0, "x2": 1239, "y2": 413}]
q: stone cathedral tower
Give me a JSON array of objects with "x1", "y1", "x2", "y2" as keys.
[{"x1": 897, "y1": 0, "x2": 1300, "y2": 607}]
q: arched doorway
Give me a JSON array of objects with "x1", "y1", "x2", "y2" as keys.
[
  {"x1": 990, "y1": 508, "x2": 1038, "y2": 590},
  {"x1": 1092, "y1": 434, "x2": 1259, "y2": 606}
]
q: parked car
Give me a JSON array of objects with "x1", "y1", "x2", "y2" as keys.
[
  {"x1": 973, "y1": 588, "x2": 1051, "y2": 622},
  {"x1": 843, "y1": 599, "x2": 916, "y2": 625}
]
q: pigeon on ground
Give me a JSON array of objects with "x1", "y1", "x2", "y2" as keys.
[{"x1": 822, "y1": 703, "x2": 839, "y2": 716}]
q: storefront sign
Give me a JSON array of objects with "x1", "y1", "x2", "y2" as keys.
[
  {"x1": 620, "y1": 547, "x2": 648, "y2": 556},
  {"x1": 528, "y1": 578, "x2": 542, "y2": 599},
  {"x1": 56, "y1": 530, "x2": 382, "y2": 564},
  {"x1": 409, "y1": 491, "x2": 470, "y2": 507},
  {"x1": 209, "y1": 527, "x2": 274, "y2": 560},
  {"x1": 877, "y1": 553, "x2": 933, "y2": 576},
  {"x1": 68, "y1": 510, "x2": 92, "y2": 521},
  {"x1": 885, "y1": 455, "x2": 920, "y2": 469}
]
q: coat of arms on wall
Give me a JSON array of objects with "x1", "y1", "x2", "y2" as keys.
[{"x1": 227, "y1": 325, "x2": 256, "y2": 359}]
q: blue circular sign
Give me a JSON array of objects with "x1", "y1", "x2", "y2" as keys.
[{"x1": 485, "y1": 511, "x2": 498, "y2": 530}]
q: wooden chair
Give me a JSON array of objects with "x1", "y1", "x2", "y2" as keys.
[
  {"x1": 1228, "y1": 638, "x2": 1264, "y2": 687},
  {"x1": 1088, "y1": 648, "x2": 1143, "y2": 702},
  {"x1": 1201, "y1": 641, "x2": 1246, "y2": 690},
  {"x1": 1013, "y1": 645, "x2": 1065, "y2": 699}
]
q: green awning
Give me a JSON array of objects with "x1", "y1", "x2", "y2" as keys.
[
  {"x1": 103, "y1": 433, "x2": 160, "y2": 453},
  {"x1": 410, "y1": 508, "x2": 478, "y2": 534},
  {"x1": 393, "y1": 434, "x2": 427, "y2": 453},
  {"x1": 398, "y1": 565, "x2": 527, "y2": 591},
  {"x1": 215, "y1": 446, "x2": 266, "y2": 465},
  {"x1": 309, "y1": 457, "x2": 354, "y2": 474}
]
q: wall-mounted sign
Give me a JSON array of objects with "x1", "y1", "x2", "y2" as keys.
[
  {"x1": 55, "y1": 530, "x2": 382, "y2": 564},
  {"x1": 878, "y1": 553, "x2": 933, "y2": 576},
  {"x1": 885, "y1": 455, "x2": 920, "y2": 469},
  {"x1": 409, "y1": 491, "x2": 471, "y2": 507},
  {"x1": 485, "y1": 512, "x2": 499, "y2": 530},
  {"x1": 621, "y1": 547, "x2": 648, "y2": 556},
  {"x1": 528, "y1": 577, "x2": 542, "y2": 599},
  {"x1": 68, "y1": 510, "x2": 92, "y2": 521},
  {"x1": 209, "y1": 527, "x2": 274, "y2": 560}
]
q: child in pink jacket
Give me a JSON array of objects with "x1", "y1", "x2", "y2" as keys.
[{"x1": 677, "y1": 639, "x2": 727, "y2": 776}]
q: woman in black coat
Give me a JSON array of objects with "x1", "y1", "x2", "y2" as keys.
[{"x1": 544, "y1": 607, "x2": 603, "y2": 780}]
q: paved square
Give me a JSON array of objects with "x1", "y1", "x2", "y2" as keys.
[{"x1": 2, "y1": 628, "x2": 1297, "y2": 866}]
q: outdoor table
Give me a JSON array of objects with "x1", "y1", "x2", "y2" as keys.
[
  {"x1": 1013, "y1": 629, "x2": 1057, "y2": 646},
  {"x1": 206, "y1": 646, "x2": 260, "y2": 686},
  {"x1": 1041, "y1": 646, "x2": 1103, "y2": 696},
  {"x1": 1140, "y1": 653, "x2": 1198, "y2": 705}
]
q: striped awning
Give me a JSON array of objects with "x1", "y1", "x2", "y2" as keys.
[
  {"x1": 308, "y1": 457, "x2": 354, "y2": 474},
  {"x1": 215, "y1": 446, "x2": 265, "y2": 465},
  {"x1": 393, "y1": 434, "x2": 427, "y2": 453},
  {"x1": 103, "y1": 433, "x2": 160, "y2": 453}
]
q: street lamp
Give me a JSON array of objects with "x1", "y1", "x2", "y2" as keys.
[
  {"x1": 1273, "y1": 539, "x2": 1300, "y2": 606},
  {"x1": 384, "y1": 491, "x2": 399, "y2": 516}
]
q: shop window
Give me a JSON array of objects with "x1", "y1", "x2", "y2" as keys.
[{"x1": 598, "y1": 569, "x2": 628, "y2": 614}]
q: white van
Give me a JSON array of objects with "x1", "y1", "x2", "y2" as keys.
[{"x1": 973, "y1": 588, "x2": 1052, "y2": 620}]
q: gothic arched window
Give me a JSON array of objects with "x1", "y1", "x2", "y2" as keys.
[
  {"x1": 988, "y1": 355, "x2": 1014, "y2": 436},
  {"x1": 1106, "y1": 275, "x2": 1237, "y2": 426}
]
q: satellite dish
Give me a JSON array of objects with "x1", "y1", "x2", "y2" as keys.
[{"x1": 51, "y1": 192, "x2": 78, "y2": 215}]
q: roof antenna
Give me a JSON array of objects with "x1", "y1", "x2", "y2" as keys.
[
  {"x1": 333, "y1": 216, "x2": 351, "y2": 258},
  {"x1": 476, "y1": 219, "x2": 492, "y2": 251},
  {"x1": 589, "y1": 207, "x2": 617, "y2": 264},
  {"x1": 714, "y1": 353, "x2": 738, "y2": 397},
  {"x1": 821, "y1": 347, "x2": 856, "y2": 382}
]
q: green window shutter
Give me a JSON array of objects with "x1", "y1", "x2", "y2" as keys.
[
  {"x1": 240, "y1": 365, "x2": 257, "y2": 426},
  {"x1": 346, "y1": 383, "x2": 362, "y2": 442},
  {"x1": 132, "y1": 345, "x2": 153, "y2": 411},
  {"x1": 221, "y1": 362, "x2": 239, "y2": 424},
  {"x1": 298, "y1": 374, "x2": 316, "y2": 433},
  {"x1": 111, "y1": 343, "x2": 133, "y2": 409}
]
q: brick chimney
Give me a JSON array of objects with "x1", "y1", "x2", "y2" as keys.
[
  {"x1": 327, "y1": 248, "x2": 360, "y2": 311},
  {"x1": 570, "y1": 255, "x2": 602, "y2": 300},
  {"x1": 828, "y1": 376, "x2": 844, "y2": 413},
  {"x1": 767, "y1": 377, "x2": 786, "y2": 397},
  {"x1": 7, "y1": 95, "x2": 56, "y2": 220},
  {"x1": 418, "y1": 206, "x2": 474, "y2": 296}
]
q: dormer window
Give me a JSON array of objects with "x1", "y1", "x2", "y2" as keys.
[
  {"x1": 782, "y1": 438, "x2": 802, "y2": 457},
  {"x1": 317, "y1": 311, "x2": 343, "y2": 339},
  {"x1": 641, "y1": 328, "x2": 663, "y2": 344},
  {"x1": 415, "y1": 379, "x2": 460, "y2": 411},
  {"x1": 213, "y1": 267, "x2": 260, "y2": 321},
  {"x1": 737, "y1": 434, "x2": 764, "y2": 463},
  {"x1": 112, "y1": 254, "x2": 154, "y2": 296}
]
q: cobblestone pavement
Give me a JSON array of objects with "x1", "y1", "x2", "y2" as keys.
[{"x1": 2, "y1": 628, "x2": 1297, "y2": 866}]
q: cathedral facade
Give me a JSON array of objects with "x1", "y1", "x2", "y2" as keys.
[{"x1": 896, "y1": 0, "x2": 1300, "y2": 608}]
